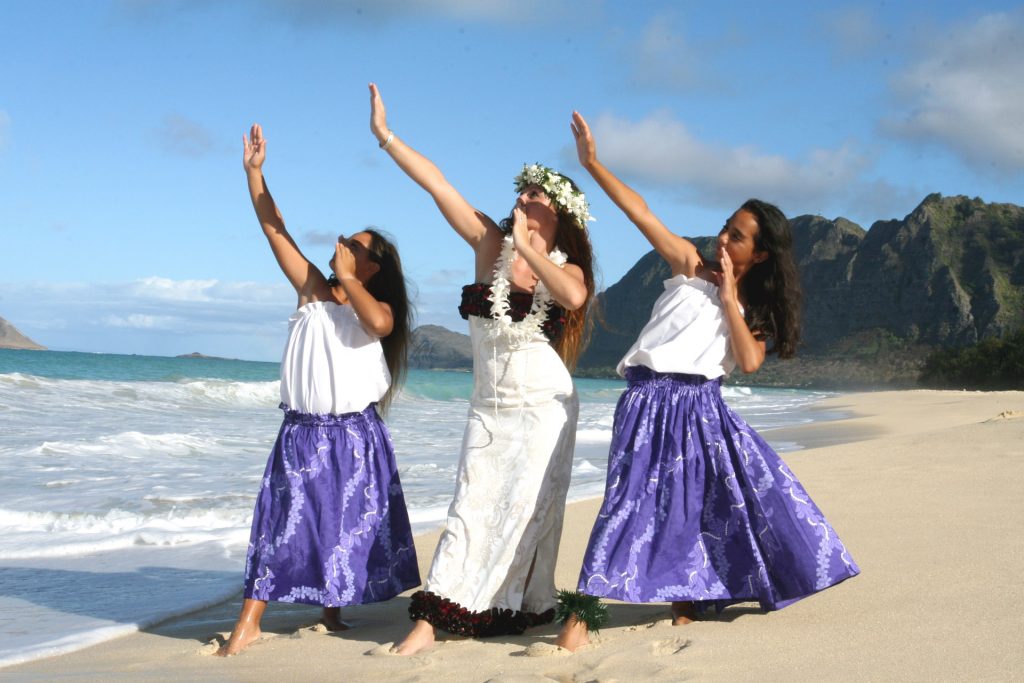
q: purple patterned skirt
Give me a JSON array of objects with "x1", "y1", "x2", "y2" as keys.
[
  {"x1": 578, "y1": 367, "x2": 859, "y2": 611},
  {"x1": 243, "y1": 404, "x2": 420, "y2": 607}
]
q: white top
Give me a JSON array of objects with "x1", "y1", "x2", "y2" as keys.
[
  {"x1": 279, "y1": 301, "x2": 390, "y2": 415},
  {"x1": 617, "y1": 274, "x2": 736, "y2": 380}
]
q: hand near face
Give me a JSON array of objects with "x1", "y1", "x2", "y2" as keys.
[
  {"x1": 511, "y1": 204, "x2": 531, "y2": 251},
  {"x1": 332, "y1": 241, "x2": 357, "y2": 281},
  {"x1": 571, "y1": 111, "x2": 596, "y2": 168},
  {"x1": 243, "y1": 123, "x2": 266, "y2": 172},
  {"x1": 714, "y1": 245, "x2": 739, "y2": 308}
]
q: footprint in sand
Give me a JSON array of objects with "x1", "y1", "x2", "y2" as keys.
[
  {"x1": 198, "y1": 632, "x2": 277, "y2": 656},
  {"x1": 649, "y1": 637, "x2": 691, "y2": 656},
  {"x1": 986, "y1": 410, "x2": 1024, "y2": 422},
  {"x1": 291, "y1": 623, "x2": 328, "y2": 638},
  {"x1": 523, "y1": 642, "x2": 573, "y2": 657},
  {"x1": 366, "y1": 642, "x2": 436, "y2": 658},
  {"x1": 196, "y1": 632, "x2": 229, "y2": 656},
  {"x1": 625, "y1": 617, "x2": 673, "y2": 631},
  {"x1": 366, "y1": 643, "x2": 400, "y2": 656}
]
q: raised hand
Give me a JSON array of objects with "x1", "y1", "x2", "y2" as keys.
[
  {"x1": 368, "y1": 83, "x2": 390, "y2": 145},
  {"x1": 243, "y1": 123, "x2": 266, "y2": 172},
  {"x1": 571, "y1": 111, "x2": 597, "y2": 168}
]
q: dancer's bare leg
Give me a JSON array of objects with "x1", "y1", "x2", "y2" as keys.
[
  {"x1": 392, "y1": 619, "x2": 436, "y2": 655},
  {"x1": 216, "y1": 599, "x2": 267, "y2": 656},
  {"x1": 554, "y1": 614, "x2": 589, "y2": 652},
  {"x1": 321, "y1": 607, "x2": 350, "y2": 631},
  {"x1": 671, "y1": 601, "x2": 696, "y2": 625}
]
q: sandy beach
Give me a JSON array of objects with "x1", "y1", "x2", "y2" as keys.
[{"x1": 6, "y1": 389, "x2": 1023, "y2": 682}]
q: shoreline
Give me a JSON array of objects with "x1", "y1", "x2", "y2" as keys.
[{"x1": 5, "y1": 389, "x2": 1023, "y2": 681}]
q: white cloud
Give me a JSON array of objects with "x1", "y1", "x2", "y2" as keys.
[
  {"x1": 587, "y1": 111, "x2": 878, "y2": 216},
  {"x1": 155, "y1": 114, "x2": 221, "y2": 159},
  {"x1": 0, "y1": 278, "x2": 295, "y2": 360},
  {"x1": 131, "y1": 276, "x2": 219, "y2": 302},
  {"x1": 631, "y1": 14, "x2": 700, "y2": 89},
  {"x1": 260, "y1": 0, "x2": 555, "y2": 23},
  {"x1": 119, "y1": 0, "x2": 567, "y2": 26},
  {"x1": 424, "y1": 269, "x2": 470, "y2": 287},
  {"x1": 821, "y1": 6, "x2": 883, "y2": 58},
  {"x1": 616, "y1": 13, "x2": 737, "y2": 93},
  {"x1": 303, "y1": 230, "x2": 339, "y2": 246},
  {"x1": 883, "y1": 11, "x2": 1024, "y2": 173},
  {"x1": 103, "y1": 313, "x2": 180, "y2": 329}
]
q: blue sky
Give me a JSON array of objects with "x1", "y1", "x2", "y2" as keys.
[{"x1": 2, "y1": 0, "x2": 1022, "y2": 361}]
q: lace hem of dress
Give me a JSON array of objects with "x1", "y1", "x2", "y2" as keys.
[{"x1": 408, "y1": 590, "x2": 555, "y2": 637}]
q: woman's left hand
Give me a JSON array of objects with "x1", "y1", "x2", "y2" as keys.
[{"x1": 331, "y1": 241, "x2": 357, "y2": 281}]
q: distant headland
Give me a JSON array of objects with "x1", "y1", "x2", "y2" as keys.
[{"x1": 0, "y1": 316, "x2": 45, "y2": 350}]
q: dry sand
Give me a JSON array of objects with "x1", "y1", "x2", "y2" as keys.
[{"x1": 6, "y1": 390, "x2": 1023, "y2": 682}]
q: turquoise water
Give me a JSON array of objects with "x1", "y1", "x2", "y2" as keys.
[
  {"x1": 0, "y1": 349, "x2": 279, "y2": 383},
  {"x1": 0, "y1": 349, "x2": 625, "y2": 402}
]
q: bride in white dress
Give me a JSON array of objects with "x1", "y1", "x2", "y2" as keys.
[{"x1": 367, "y1": 84, "x2": 597, "y2": 655}]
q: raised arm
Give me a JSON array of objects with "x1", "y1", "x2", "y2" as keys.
[
  {"x1": 369, "y1": 83, "x2": 500, "y2": 249},
  {"x1": 571, "y1": 112, "x2": 701, "y2": 277},
  {"x1": 244, "y1": 124, "x2": 326, "y2": 301}
]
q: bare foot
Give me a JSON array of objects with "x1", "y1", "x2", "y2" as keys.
[
  {"x1": 554, "y1": 614, "x2": 589, "y2": 652},
  {"x1": 391, "y1": 619, "x2": 435, "y2": 656},
  {"x1": 321, "y1": 607, "x2": 351, "y2": 632},
  {"x1": 215, "y1": 621, "x2": 261, "y2": 657},
  {"x1": 671, "y1": 601, "x2": 696, "y2": 626}
]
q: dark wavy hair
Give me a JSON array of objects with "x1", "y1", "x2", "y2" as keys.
[
  {"x1": 736, "y1": 199, "x2": 801, "y2": 359},
  {"x1": 500, "y1": 173, "x2": 596, "y2": 370},
  {"x1": 329, "y1": 228, "x2": 413, "y2": 413}
]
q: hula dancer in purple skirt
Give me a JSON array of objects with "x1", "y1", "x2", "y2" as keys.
[
  {"x1": 217, "y1": 124, "x2": 420, "y2": 656},
  {"x1": 555, "y1": 113, "x2": 859, "y2": 651}
]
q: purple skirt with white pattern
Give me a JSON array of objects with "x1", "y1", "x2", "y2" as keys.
[
  {"x1": 578, "y1": 367, "x2": 859, "y2": 611},
  {"x1": 243, "y1": 404, "x2": 420, "y2": 607}
]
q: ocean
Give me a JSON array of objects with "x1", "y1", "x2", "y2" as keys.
[{"x1": 0, "y1": 349, "x2": 835, "y2": 667}]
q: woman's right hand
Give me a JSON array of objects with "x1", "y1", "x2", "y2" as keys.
[
  {"x1": 331, "y1": 240, "x2": 358, "y2": 282},
  {"x1": 243, "y1": 123, "x2": 266, "y2": 172},
  {"x1": 571, "y1": 111, "x2": 597, "y2": 168},
  {"x1": 369, "y1": 83, "x2": 390, "y2": 145}
]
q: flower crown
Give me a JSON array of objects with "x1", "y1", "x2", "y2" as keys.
[{"x1": 514, "y1": 163, "x2": 594, "y2": 229}]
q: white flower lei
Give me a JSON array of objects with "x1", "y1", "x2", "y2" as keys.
[
  {"x1": 514, "y1": 163, "x2": 595, "y2": 229},
  {"x1": 486, "y1": 235, "x2": 567, "y2": 345}
]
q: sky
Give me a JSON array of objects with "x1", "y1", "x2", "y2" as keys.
[{"x1": 1, "y1": 0, "x2": 1022, "y2": 361}]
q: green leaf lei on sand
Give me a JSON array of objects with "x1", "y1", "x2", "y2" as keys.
[{"x1": 555, "y1": 589, "x2": 610, "y2": 633}]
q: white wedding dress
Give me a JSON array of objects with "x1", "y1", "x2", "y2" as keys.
[{"x1": 411, "y1": 307, "x2": 579, "y2": 635}]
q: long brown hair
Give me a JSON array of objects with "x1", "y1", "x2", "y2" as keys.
[
  {"x1": 500, "y1": 173, "x2": 596, "y2": 370},
  {"x1": 551, "y1": 211, "x2": 596, "y2": 370},
  {"x1": 738, "y1": 199, "x2": 801, "y2": 359},
  {"x1": 361, "y1": 228, "x2": 413, "y2": 412}
]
